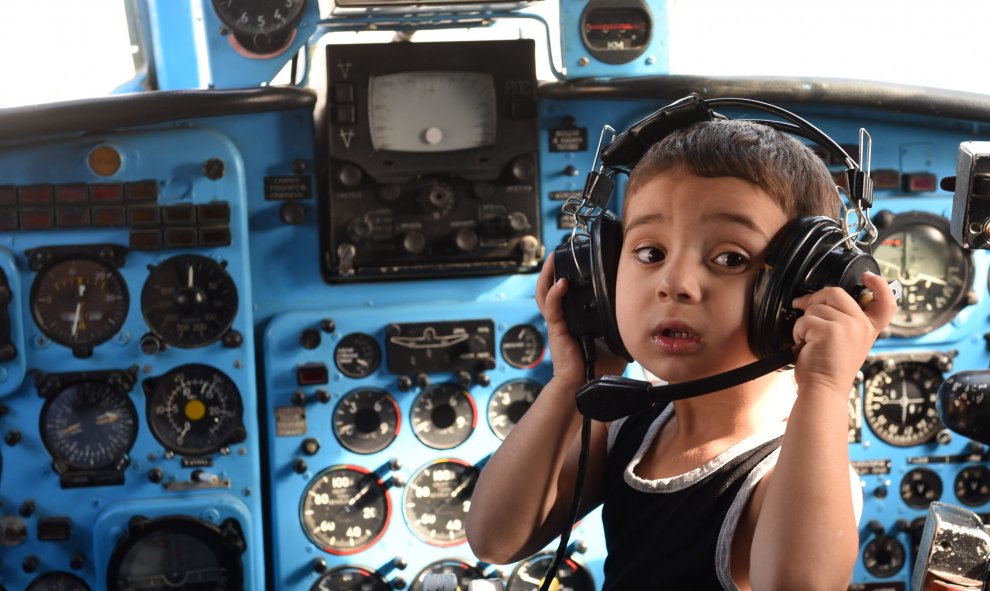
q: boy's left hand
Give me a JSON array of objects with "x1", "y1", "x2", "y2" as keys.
[{"x1": 790, "y1": 271, "x2": 897, "y2": 396}]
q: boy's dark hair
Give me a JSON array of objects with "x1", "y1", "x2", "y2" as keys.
[{"x1": 624, "y1": 119, "x2": 840, "y2": 220}]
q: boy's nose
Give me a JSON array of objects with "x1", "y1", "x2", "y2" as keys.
[{"x1": 656, "y1": 258, "x2": 702, "y2": 303}]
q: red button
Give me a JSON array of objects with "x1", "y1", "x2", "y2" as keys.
[
  {"x1": 297, "y1": 363, "x2": 329, "y2": 386},
  {"x1": 18, "y1": 185, "x2": 52, "y2": 205},
  {"x1": 55, "y1": 184, "x2": 88, "y2": 203},
  {"x1": 91, "y1": 183, "x2": 123, "y2": 202},
  {"x1": 20, "y1": 210, "x2": 54, "y2": 230}
]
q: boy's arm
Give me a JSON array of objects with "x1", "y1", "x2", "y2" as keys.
[
  {"x1": 466, "y1": 253, "x2": 626, "y2": 564},
  {"x1": 748, "y1": 272, "x2": 896, "y2": 591}
]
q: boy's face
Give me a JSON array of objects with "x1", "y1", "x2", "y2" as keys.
[{"x1": 615, "y1": 170, "x2": 789, "y2": 383}]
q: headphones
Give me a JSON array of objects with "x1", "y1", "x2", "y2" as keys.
[{"x1": 554, "y1": 94, "x2": 881, "y2": 420}]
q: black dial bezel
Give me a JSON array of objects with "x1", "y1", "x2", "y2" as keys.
[
  {"x1": 410, "y1": 383, "x2": 477, "y2": 450},
  {"x1": 310, "y1": 566, "x2": 390, "y2": 591},
  {"x1": 334, "y1": 332, "x2": 382, "y2": 379},
  {"x1": 954, "y1": 465, "x2": 990, "y2": 507},
  {"x1": 871, "y1": 211, "x2": 974, "y2": 337},
  {"x1": 299, "y1": 465, "x2": 392, "y2": 555},
  {"x1": 579, "y1": 0, "x2": 653, "y2": 65},
  {"x1": 487, "y1": 379, "x2": 542, "y2": 440},
  {"x1": 500, "y1": 324, "x2": 545, "y2": 369},
  {"x1": 210, "y1": 0, "x2": 307, "y2": 55},
  {"x1": 332, "y1": 387, "x2": 400, "y2": 454},
  {"x1": 27, "y1": 571, "x2": 91, "y2": 591},
  {"x1": 403, "y1": 459, "x2": 479, "y2": 546},
  {"x1": 143, "y1": 364, "x2": 246, "y2": 457},
  {"x1": 508, "y1": 553, "x2": 595, "y2": 591},
  {"x1": 900, "y1": 467, "x2": 944, "y2": 509},
  {"x1": 862, "y1": 534, "x2": 907, "y2": 578},
  {"x1": 862, "y1": 359, "x2": 944, "y2": 447}
]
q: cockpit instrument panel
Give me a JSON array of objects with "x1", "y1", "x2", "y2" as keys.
[{"x1": 321, "y1": 40, "x2": 543, "y2": 281}]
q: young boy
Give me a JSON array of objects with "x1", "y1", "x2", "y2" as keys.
[{"x1": 466, "y1": 119, "x2": 897, "y2": 590}]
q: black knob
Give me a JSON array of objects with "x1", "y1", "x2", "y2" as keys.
[
  {"x1": 392, "y1": 576, "x2": 407, "y2": 590},
  {"x1": 468, "y1": 335, "x2": 487, "y2": 353},
  {"x1": 867, "y1": 520, "x2": 885, "y2": 536},
  {"x1": 148, "y1": 468, "x2": 164, "y2": 484},
  {"x1": 223, "y1": 330, "x2": 243, "y2": 348},
  {"x1": 415, "y1": 373, "x2": 430, "y2": 389},
  {"x1": 18, "y1": 500, "x2": 35, "y2": 518},
  {"x1": 477, "y1": 372, "x2": 491, "y2": 387},
  {"x1": 140, "y1": 333, "x2": 164, "y2": 355},
  {"x1": 454, "y1": 228, "x2": 479, "y2": 252},
  {"x1": 293, "y1": 458, "x2": 308, "y2": 474},
  {"x1": 301, "y1": 438, "x2": 321, "y2": 455},
  {"x1": 564, "y1": 165, "x2": 580, "y2": 177},
  {"x1": 279, "y1": 201, "x2": 306, "y2": 225},
  {"x1": 314, "y1": 557, "x2": 327, "y2": 574},
  {"x1": 320, "y1": 318, "x2": 336, "y2": 333},
  {"x1": 457, "y1": 371, "x2": 472, "y2": 388},
  {"x1": 397, "y1": 375, "x2": 413, "y2": 392},
  {"x1": 300, "y1": 329, "x2": 321, "y2": 350},
  {"x1": 511, "y1": 156, "x2": 536, "y2": 181},
  {"x1": 315, "y1": 389, "x2": 331, "y2": 404},
  {"x1": 347, "y1": 216, "x2": 375, "y2": 242},
  {"x1": 291, "y1": 390, "x2": 307, "y2": 406},
  {"x1": 22, "y1": 555, "x2": 38, "y2": 573},
  {"x1": 873, "y1": 486, "x2": 887, "y2": 499},
  {"x1": 5, "y1": 429, "x2": 21, "y2": 446},
  {"x1": 402, "y1": 231, "x2": 426, "y2": 255},
  {"x1": 419, "y1": 182, "x2": 455, "y2": 213},
  {"x1": 203, "y1": 158, "x2": 226, "y2": 180},
  {"x1": 293, "y1": 159, "x2": 309, "y2": 174},
  {"x1": 70, "y1": 552, "x2": 85, "y2": 570},
  {"x1": 338, "y1": 164, "x2": 363, "y2": 187}
]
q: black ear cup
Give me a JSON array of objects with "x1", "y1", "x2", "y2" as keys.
[
  {"x1": 749, "y1": 216, "x2": 880, "y2": 359},
  {"x1": 552, "y1": 212, "x2": 632, "y2": 362}
]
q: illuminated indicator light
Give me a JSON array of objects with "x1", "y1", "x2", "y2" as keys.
[
  {"x1": 881, "y1": 238, "x2": 903, "y2": 247},
  {"x1": 185, "y1": 399, "x2": 207, "y2": 421},
  {"x1": 20, "y1": 210, "x2": 54, "y2": 230},
  {"x1": 872, "y1": 169, "x2": 901, "y2": 189},
  {"x1": 55, "y1": 184, "x2": 88, "y2": 203},
  {"x1": 904, "y1": 173, "x2": 937, "y2": 192},
  {"x1": 0, "y1": 186, "x2": 15, "y2": 205},
  {"x1": 297, "y1": 363, "x2": 330, "y2": 386},
  {"x1": 88, "y1": 145, "x2": 122, "y2": 177},
  {"x1": 18, "y1": 185, "x2": 52, "y2": 204},
  {"x1": 91, "y1": 184, "x2": 123, "y2": 202}
]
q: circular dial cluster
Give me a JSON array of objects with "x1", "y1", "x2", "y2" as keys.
[
  {"x1": 334, "y1": 333, "x2": 382, "y2": 379},
  {"x1": 27, "y1": 572, "x2": 90, "y2": 591},
  {"x1": 955, "y1": 465, "x2": 990, "y2": 506},
  {"x1": 900, "y1": 468, "x2": 943, "y2": 509},
  {"x1": 862, "y1": 534, "x2": 906, "y2": 578},
  {"x1": 579, "y1": 0, "x2": 653, "y2": 65},
  {"x1": 411, "y1": 384, "x2": 476, "y2": 450},
  {"x1": 488, "y1": 379, "x2": 541, "y2": 440},
  {"x1": 210, "y1": 0, "x2": 306, "y2": 54},
  {"x1": 144, "y1": 364, "x2": 245, "y2": 456},
  {"x1": 863, "y1": 360, "x2": 943, "y2": 447},
  {"x1": 40, "y1": 381, "x2": 138, "y2": 471},
  {"x1": 300, "y1": 466, "x2": 391, "y2": 555},
  {"x1": 872, "y1": 212, "x2": 972, "y2": 336},
  {"x1": 500, "y1": 324, "x2": 545, "y2": 369},
  {"x1": 333, "y1": 388, "x2": 400, "y2": 454},
  {"x1": 142, "y1": 254, "x2": 238, "y2": 348},
  {"x1": 31, "y1": 257, "x2": 129, "y2": 354},
  {"x1": 404, "y1": 459, "x2": 479, "y2": 546}
]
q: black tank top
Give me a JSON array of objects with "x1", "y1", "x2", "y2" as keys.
[{"x1": 601, "y1": 405, "x2": 784, "y2": 591}]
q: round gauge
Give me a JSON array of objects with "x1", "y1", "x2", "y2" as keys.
[
  {"x1": 579, "y1": 0, "x2": 653, "y2": 65},
  {"x1": 368, "y1": 71, "x2": 496, "y2": 153},
  {"x1": 863, "y1": 360, "x2": 943, "y2": 447},
  {"x1": 954, "y1": 465, "x2": 990, "y2": 507},
  {"x1": 141, "y1": 255, "x2": 238, "y2": 349},
  {"x1": 862, "y1": 534, "x2": 906, "y2": 578},
  {"x1": 871, "y1": 211, "x2": 973, "y2": 337},
  {"x1": 210, "y1": 0, "x2": 306, "y2": 55},
  {"x1": 333, "y1": 388, "x2": 400, "y2": 454},
  {"x1": 30, "y1": 257, "x2": 129, "y2": 355},
  {"x1": 300, "y1": 465, "x2": 391, "y2": 555},
  {"x1": 488, "y1": 380, "x2": 542, "y2": 440},
  {"x1": 143, "y1": 364, "x2": 245, "y2": 457},
  {"x1": 411, "y1": 383, "x2": 477, "y2": 450},
  {"x1": 404, "y1": 459, "x2": 479, "y2": 546},
  {"x1": 508, "y1": 554, "x2": 595, "y2": 591},
  {"x1": 411, "y1": 559, "x2": 485, "y2": 591},
  {"x1": 311, "y1": 566, "x2": 390, "y2": 591},
  {"x1": 40, "y1": 381, "x2": 138, "y2": 471},
  {"x1": 27, "y1": 572, "x2": 91, "y2": 591},
  {"x1": 334, "y1": 333, "x2": 382, "y2": 379},
  {"x1": 900, "y1": 468, "x2": 943, "y2": 509},
  {"x1": 107, "y1": 516, "x2": 245, "y2": 591},
  {"x1": 501, "y1": 324, "x2": 545, "y2": 369}
]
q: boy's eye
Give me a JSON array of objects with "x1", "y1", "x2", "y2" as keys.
[
  {"x1": 713, "y1": 252, "x2": 748, "y2": 268},
  {"x1": 633, "y1": 246, "x2": 664, "y2": 264}
]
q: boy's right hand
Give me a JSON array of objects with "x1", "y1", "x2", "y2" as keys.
[{"x1": 537, "y1": 252, "x2": 628, "y2": 390}]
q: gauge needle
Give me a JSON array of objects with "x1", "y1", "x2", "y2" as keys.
[
  {"x1": 188, "y1": 264, "x2": 195, "y2": 288},
  {"x1": 57, "y1": 422, "x2": 83, "y2": 437},
  {"x1": 449, "y1": 476, "x2": 472, "y2": 499},
  {"x1": 348, "y1": 481, "x2": 372, "y2": 506},
  {"x1": 71, "y1": 300, "x2": 83, "y2": 337},
  {"x1": 95, "y1": 412, "x2": 120, "y2": 426}
]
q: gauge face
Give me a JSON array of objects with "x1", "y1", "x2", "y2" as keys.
[
  {"x1": 488, "y1": 379, "x2": 541, "y2": 440},
  {"x1": 579, "y1": 1, "x2": 652, "y2": 65},
  {"x1": 508, "y1": 554, "x2": 595, "y2": 591},
  {"x1": 311, "y1": 566, "x2": 390, "y2": 591},
  {"x1": 144, "y1": 364, "x2": 245, "y2": 456},
  {"x1": 411, "y1": 383, "x2": 476, "y2": 449},
  {"x1": 501, "y1": 324, "x2": 545, "y2": 369},
  {"x1": 862, "y1": 535, "x2": 906, "y2": 578},
  {"x1": 27, "y1": 572, "x2": 91, "y2": 591},
  {"x1": 369, "y1": 71, "x2": 496, "y2": 153},
  {"x1": 40, "y1": 381, "x2": 138, "y2": 471},
  {"x1": 954, "y1": 465, "x2": 990, "y2": 506},
  {"x1": 31, "y1": 257, "x2": 129, "y2": 352},
  {"x1": 334, "y1": 333, "x2": 382, "y2": 379},
  {"x1": 142, "y1": 255, "x2": 238, "y2": 348},
  {"x1": 900, "y1": 468, "x2": 943, "y2": 509},
  {"x1": 411, "y1": 559, "x2": 484, "y2": 591},
  {"x1": 109, "y1": 518, "x2": 244, "y2": 591},
  {"x1": 210, "y1": 0, "x2": 306, "y2": 35},
  {"x1": 863, "y1": 361, "x2": 943, "y2": 447},
  {"x1": 300, "y1": 466, "x2": 391, "y2": 555},
  {"x1": 333, "y1": 388, "x2": 400, "y2": 454},
  {"x1": 872, "y1": 212, "x2": 972, "y2": 336},
  {"x1": 404, "y1": 459, "x2": 479, "y2": 546}
]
